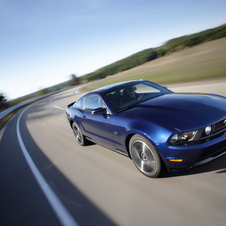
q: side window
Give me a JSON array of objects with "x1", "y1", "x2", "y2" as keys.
[
  {"x1": 84, "y1": 95, "x2": 105, "y2": 112},
  {"x1": 74, "y1": 98, "x2": 82, "y2": 109}
]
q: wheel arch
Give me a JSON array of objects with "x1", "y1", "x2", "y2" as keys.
[
  {"x1": 125, "y1": 131, "x2": 166, "y2": 166},
  {"x1": 70, "y1": 120, "x2": 74, "y2": 128},
  {"x1": 125, "y1": 133, "x2": 135, "y2": 159},
  {"x1": 125, "y1": 131, "x2": 158, "y2": 159},
  {"x1": 70, "y1": 117, "x2": 79, "y2": 129}
]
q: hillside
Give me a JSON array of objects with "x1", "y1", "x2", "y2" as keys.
[
  {"x1": 164, "y1": 23, "x2": 226, "y2": 52},
  {"x1": 79, "y1": 23, "x2": 226, "y2": 84},
  {"x1": 81, "y1": 37, "x2": 226, "y2": 91}
]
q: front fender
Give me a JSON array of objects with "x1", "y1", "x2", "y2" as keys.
[
  {"x1": 111, "y1": 115, "x2": 172, "y2": 155},
  {"x1": 126, "y1": 120, "x2": 172, "y2": 149}
]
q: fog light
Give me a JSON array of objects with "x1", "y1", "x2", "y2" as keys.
[{"x1": 205, "y1": 126, "x2": 212, "y2": 135}]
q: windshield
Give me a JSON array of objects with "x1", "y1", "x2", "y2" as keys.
[{"x1": 104, "y1": 81, "x2": 172, "y2": 113}]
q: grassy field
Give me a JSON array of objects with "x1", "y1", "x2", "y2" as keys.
[{"x1": 81, "y1": 37, "x2": 226, "y2": 92}]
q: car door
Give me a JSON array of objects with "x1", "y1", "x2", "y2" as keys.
[{"x1": 80, "y1": 94, "x2": 115, "y2": 148}]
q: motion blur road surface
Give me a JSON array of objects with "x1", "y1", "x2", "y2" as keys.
[{"x1": 1, "y1": 79, "x2": 226, "y2": 226}]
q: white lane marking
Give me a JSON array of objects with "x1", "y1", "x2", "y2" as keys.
[
  {"x1": 54, "y1": 105, "x2": 65, "y2": 110},
  {"x1": 16, "y1": 104, "x2": 78, "y2": 226}
]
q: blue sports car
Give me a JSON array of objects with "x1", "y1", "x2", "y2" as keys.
[{"x1": 66, "y1": 80, "x2": 226, "y2": 178}]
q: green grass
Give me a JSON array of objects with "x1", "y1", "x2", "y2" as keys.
[{"x1": 81, "y1": 38, "x2": 226, "y2": 92}]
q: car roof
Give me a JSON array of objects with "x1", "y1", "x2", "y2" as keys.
[{"x1": 92, "y1": 80, "x2": 145, "y2": 94}]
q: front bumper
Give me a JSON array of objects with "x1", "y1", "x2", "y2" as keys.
[{"x1": 160, "y1": 133, "x2": 226, "y2": 172}]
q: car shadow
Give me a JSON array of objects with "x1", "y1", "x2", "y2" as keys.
[{"x1": 0, "y1": 108, "x2": 118, "y2": 226}]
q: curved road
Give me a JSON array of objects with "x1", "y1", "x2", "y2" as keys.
[{"x1": 1, "y1": 80, "x2": 226, "y2": 226}]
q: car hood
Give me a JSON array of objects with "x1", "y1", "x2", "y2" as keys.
[{"x1": 118, "y1": 93, "x2": 226, "y2": 132}]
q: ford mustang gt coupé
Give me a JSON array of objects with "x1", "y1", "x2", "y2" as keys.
[{"x1": 66, "y1": 80, "x2": 226, "y2": 178}]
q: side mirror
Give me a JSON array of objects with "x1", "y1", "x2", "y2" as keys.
[{"x1": 91, "y1": 107, "x2": 107, "y2": 115}]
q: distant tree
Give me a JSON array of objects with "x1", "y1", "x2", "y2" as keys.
[
  {"x1": 158, "y1": 49, "x2": 167, "y2": 58},
  {"x1": 70, "y1": 74, "x2": 79, "y2": 86},
  {"x1": 0, "y1": 93, "x2": 8, "y2": 110},
  {"x1": 0, "y1": 93, "x2": 7, "y2": 104}
]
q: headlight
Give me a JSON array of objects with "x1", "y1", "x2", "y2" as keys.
[
  {"x1": 171, "y1": 134, "x2": 179, "y2": 143},
  {"x1": 170, "y1": 130, "x2": 197, "y2": 144}
]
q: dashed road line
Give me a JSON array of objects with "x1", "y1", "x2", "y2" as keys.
[
  {"x1": 201, "y1": 89, "x2": 226, "y2": 93},
  {"x1": 54, "y1": 105, "x2": 65, "y2": 110}
]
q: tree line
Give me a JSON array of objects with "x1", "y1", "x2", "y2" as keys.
[
  {"x1": 160, "y1": 23, "x2": 226, "y2": 55},
  {"x1": 80, "y1": 48, "x2": 158, "y2": 82}
]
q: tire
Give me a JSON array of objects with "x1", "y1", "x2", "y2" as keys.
[
  {"x1": 129, "y1": 134, "x2": 161, "y2": 178},
  {"x1": 72, "y1": 122, "x2": 88, "y2": 146}
]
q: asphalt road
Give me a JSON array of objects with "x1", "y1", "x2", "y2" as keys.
[{"x1": 1, "y1": 79, "x2": 226, "y2": 226}]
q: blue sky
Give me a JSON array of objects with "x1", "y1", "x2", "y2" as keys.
[{"x1": 1, "y1": 0, "x2": 226, "y2": 100}]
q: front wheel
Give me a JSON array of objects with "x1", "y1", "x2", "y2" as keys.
[
  {"x1": 129, "y1": 135, "x2": 161, "y2": 178},
  {"x1": 72, "y1": 122, "x2": 88, "y2": 146}
]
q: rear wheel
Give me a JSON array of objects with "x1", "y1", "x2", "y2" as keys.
[
  {"x1": 72, "y1": 122, "x2": 88, "y2": 146},
  {"x1": 129, "y1": 134, "x2": 161, "y2": 178}
]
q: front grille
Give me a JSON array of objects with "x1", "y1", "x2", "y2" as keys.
[
  {"x1": 201, "y1": 118, "x2": 226, "y2": 140},
  {"x1": 215, "y1": 119, "x2": 226, "y2": 132}
]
